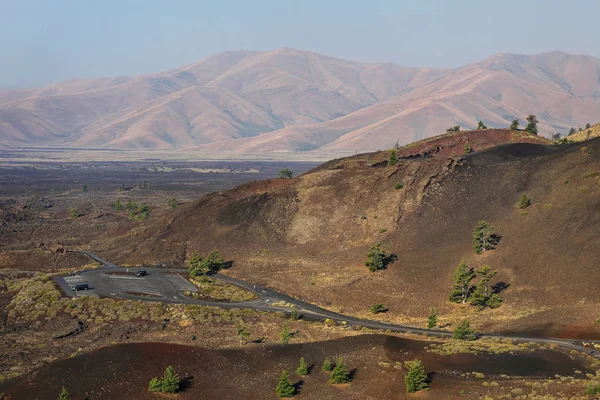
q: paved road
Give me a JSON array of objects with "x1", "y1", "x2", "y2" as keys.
[{"x1": 59, "y1": 251, "x2": 600, "y2": 359}]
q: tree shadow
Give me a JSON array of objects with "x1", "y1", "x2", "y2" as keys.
[
  {"x1": 490, "y1": 234, "x2": 502, "y2": 248},
  {"x1": 427, "y1": 371, "x2": 437, "y2": 384},
  {"x1": 307, "y1": 364, "x2": 316, "y2": 375},
  {"x1": 383, "y1": 253, "x2": 398, "y2": 269},
  {"x1": 293, "y1": 379, "x2": 304, "y2": 394},
  {"x1": 223, "y1": 260, "x2": 234, "y2": 270},
  {"x1": 347, "y1": 368, "x2": 358, "y2": 382},
  {"x1": 492, "y1": 281, "x2": 510, "y2": 294},
  {"x1": 179, "y1": 375, "x2": 194, "y2": 392}
]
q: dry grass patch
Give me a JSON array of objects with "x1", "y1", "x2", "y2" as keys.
[{"x1": 187, "y1": 276, "x2": 257, "y2": 302}]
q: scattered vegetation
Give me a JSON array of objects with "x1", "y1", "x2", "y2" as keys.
[
  {"x1": 388, "y1": 149, "x2": 398, "y2": 166},
  {"x1": 463, "y1": 141, "x2": 473, "y2": 154},
  {"x1": 446, "y1": 125, "x2": 461, "y2": 133},
  {"x1": 275, "y1": 370, "x2": 295, "y2": 398},
  {"x1": 279, "y1": 168, "x2": 293, "y2": 179},
  {"x1": 280, "y1": 323, "x2": 293, "y2": 345},
  {"x1": 237, "y1": 324, "x2": 251, "y2": 345},
  {"x1": 404, "y1": 359, "x2": 429, "y2": 393},
  {"x1": 148, "y1": 365, "x2": 180, "y2": 393},
  {"x1": 82, "y1": 184, "x2": 88, "y2": 193},
  {"x1": 168, "y1": 198, "x2": 178, "y2": 209},
  {"x1": 452, "y1": 320, "x2": 477, "y2": 341},
  {"x1": 586, "y1": 383, "x2": 600, "y2": 396},
  {"x1": 187, "y1": 276, "x2": 255, "y2": 302},
  {"x1": 394, "y1": 182, "x2": 403, "y2": 190},
  {"x1": 365, "y1": 242, "x2": 388, "y2": 272},
  {"x1": 369, "y1": 303, "x2": 388, "y2": 314},
  {"x1": 296, "y1": 357, "x2": 309, "y2": 376},
  {"x1": 290, "y1": 306, "x2": 299, "y2": 321},
  {"x1": 472, "y1": 220, "x2": 498, "y2": 254},
  {"x1": 426, "y1": 337, "x2": 539, "y2": 356},
  {"x1": 525, "y1": 114, "x2": 539, "y2": 135},
  {"x1": 187, "y1": 250, "x2": 225, "y2": 276},
  {"x1": 114, "y1": 198, "x2": 123, "y2": 211},
  {"x1": 427, "y1": 307, "x2": 438, "y2": 329},
  {"x1": 477, "y1": 120, "x2": 487, "y2": 130},
  {"x1": 510, "y1": 119, "x2": 520, "y2": 130},
  {"x1": 515, "y1": 194, "x2": 531, "y2": 209},
  {"x1": 329, "y1": 358, "x2": 351, "y2": 384},
  {"x1": 125, "y1": 199, "x2": 151, "y2": 221}
]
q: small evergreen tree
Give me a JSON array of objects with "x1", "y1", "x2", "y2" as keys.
[
  {"x1": 525, "y1": 114, "x2": 539, "y2": 135},
  {"x1": 453, "y1": 320, "x2": 476, "y2": 341},
  {"x1": 477, "y1": 120, "x2": 487, "y2": 130},
  {"x1": 296, "y1": 357, "x2": 309, "y2": 376},
  {"x1": 280, "y1": 323, "x2": 293, "y2": 345},
  {"x1": 148, "y1": 377, "x2": 162, "y2": 392},
  {"x1": 515, "y1": 194, "x2": 531, "y2": 209},
  {"x1": 187, "y1": 251, "x2": 204, "y2": 276},
  {"x1": 446, "y1": 125, "x2": 460, "y2": 133},
  {"x1": 449, "y1": 260, "x2": 475, "y2": 303},
  {"x1": 510, "y1": 119, "x2": 520, "y2": 130},
  {"x1": 237, "y1": 324, "x2": 251, "y2": 345},
  {"x1": 201, "y1": 250, "x2": 225, "y2": 272},
  {"x1": 404, "y1": 360, "x2": 429, "y2": 393},
  {"x1": 472, "y1": 220, "x2": 496, "y2": 254},
  {"x1": 279, "y1": 169, "x2": 293, "y2": 179},
  {"x1": 369, "y1": 303, "x2": 388, "y2": 314},
  {"x1": 427, "y1": 308, "x2": 438, "y2": 329},
  {"x1": 365, "y1": 242, "x2": 387, "y2": 272},
  {"x1": 470, "y1": 265, "x2": 502, "y2": 310},
  {"x1": 82, "y1": 184, "x2": 88, "y2": 193},
  {"x1": 322, "y1": 357, "x2": 333, "y2": 372},
  {"x1": 585, "y1": 123, "x2": 591, "y2": 129},
  {"x1": 275, "y1": 370, "x2": 295, "y2": 398},
  {"x1": 388, "y1": 149, "x2": 398, "y2": 166},
  {"x1": 568, "y1": 127, "x2": 577, "y2": 136},
  {"x1": 290, "y1": 306, "x2": 299, "y2": 321},
  {"x1": 58, "y1": 386, "x2": 70, "y2": 400},
  {"x1": 114, "y1": 198, "x2": 122, "y2": 211},
  {"x1": 168, "y1": 198, "x2": 178, "y2": 209},
  {"x1": 463, "y1": 141, "x2": 472, "y2": 154},
  {"x1": 329, "y1": 358, "x2": 351, "y2": 384},
  {"x1": 69, "y1": 208, "x2": 81, "y2": 219},
  {"x1": 160, "y1": 366, "x2": 180, "y2": 393}
]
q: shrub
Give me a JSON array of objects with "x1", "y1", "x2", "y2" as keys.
[
  {"x1": 296, "y1": 357, "x2": 309, "y2": 376},
  {"x1": 404, "y1": 359, "x2": 429, "y2": 393},
  {"x1": 58, "y1": 386, "x2": 70, "y2": 400},
  {"x1": 290, "y1": 306, "x2": 299, "y2": 321},
  {"x1": 515, "y1": 194, "x2": 531, "y2": 209},
  {"x1": 370, "y1": 303, "x2": 388, "y2": 314},
  {"x1": 275, "y1": 370, "x2": 295, "y2": 397},
  {"x1": 365, "y1": 242, "x2": 387, "y2": 272},
  {"x1": 446, "y1": 125, "x2": 460, "y2": 133},
  {"x1": 168, "y1": 198, "x2": 178, "y2": 209},
  {"x1": 427, "y1": 308, "x2": 437, "y2": 329},
  {"x1": 69, "y1": 208, "x2": 81, "y2": 219},
  {"x1": 463, "y1": 141, "x2": 472, "y2": 154},
  {"x1": 453, "y1": 320, "x2": 476, "y2": 341},
  {"x1": 279, "y1": 169, "x2": 293, "y2": 179},
  {"x1": 586, "y1": 383, "x2": 600, "y2": 395},
  {"x1": 394, "y1": 182, "x2": 403, "y2": 190},
  {"x1": 322, "y1": 357, "x2": 333, "y2": 372},
  {"x1": 280, "y1": 323, "x2": 293, "y2": 345},
  {"x1": 329, "y1": 358, "x2": 351, "y2": 384},
  {"x1": 148, "y1": 365, "x2": 180, "y2": 393},
  {"x1": 388, "y1": 149, "x2": 398, "y2": 166}
]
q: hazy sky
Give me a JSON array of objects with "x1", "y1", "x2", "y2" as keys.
[{"x1": 2, "y1": 0, "x2": 599, "y2": 88}]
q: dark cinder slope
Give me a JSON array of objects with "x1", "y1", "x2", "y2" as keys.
[{"x1": 100, "y1": 132, "x2": 600, "y2": 336}]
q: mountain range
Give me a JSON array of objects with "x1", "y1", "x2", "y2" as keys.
[{"x1": 1, "y1": 48, "x2": 599, "y2": 153}]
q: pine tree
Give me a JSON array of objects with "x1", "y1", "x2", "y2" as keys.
[
  {"x1": 201, "y1": 250, "x2": 225, "y2": 272},
  {"x1": 281, "y1": 323, "x2": 293, "y2": 345},
  {"x1": 452, "y1": 320, "x2": 476, "y2": 341},
  {"x1": 115, "y1": 198, "x2": 122, "y2": 211},
  {"x1": 82, "y1": 184, "x2": 88, "y2": 193},
  {"x1": 449, "y1": 260, "x2": 475, "y2": 303},
  {"x1": 568, "y1": 127, "x2": 576, "y2": 136},
  {"x1": 275, "y1": 370, "x2": 295, "y2": 398},
  {"x1": 148, "y1": 377, "x2": 162, "y2": 392},
  {"x1": 290, "y1": 306, "x2": 299, "y2": 321},
  {"x1": 296, "y1": 357, "x2": 309, "y2": 376},
  {"x1": 58, "y1": 386, "x2": 70, "y2": 400},
  {"x1": 446, "y1": 125, "x2": 460, "y2": 133},
  {"x1": 525, "y1": 115, "x2": 539, "y2": 135},
  {"x1": 160, "y1": 366, "x2": 180, "y2": 393},
  {"x1": 427, "y1": 308, "x2": 438, "y2": 329},
  {"x1": 388, "y1": 149, "x2": 398, "y2": 166},
  {"x1": 463, "y1": 141, "x2": 472, "y2": 154},
  {"x1": 404, "y1": 360, "x2": 429, "y2": 393},
  {"x1": 477, "y1": 120, "x2": 487, "y2": 130},
  {"x1": 329, "y1": 358, "x2": 351, "y2": 384},
  {"x1": 322, "y1": 357, "x2": 333, "y2": 372},
  {"x1": 510, "y1": 119, "x2": 520, "y2": 130},
  {"x1": 365, "y1": 242, "x2": 387, "y2": 272},
  {"x1": 187, "y1": 251, "x2": 204, "y2": 276},
  {"x1": 279, "y1": 169, "x2": 293, "y2": 179},
  {"x1": 472, "y1": 220, "x2": 496, "y2": 254},
  {"x1": 515, "y1": 194, "x2": 531, "y2": 209},
  {"x1": 237, "y1": 324, "x2": 251, "y2": 345},
  {"x1": 470, "y1": 265, "x2": 497, "y2": 309},
  {"x1": 586, "y1": 123, "x2": 591, "y2": 129}
]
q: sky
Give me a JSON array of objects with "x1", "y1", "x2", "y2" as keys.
[{"x1": 1, "y1": 0, "x2": 599, "y2": 88}]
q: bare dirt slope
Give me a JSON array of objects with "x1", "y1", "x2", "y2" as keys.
[
  {"x1": 1, "y1": 50, "x2": 599, "y2": 151},
  {"x1": 100, "y1": 131, "x2": 600, "y2": 335}
]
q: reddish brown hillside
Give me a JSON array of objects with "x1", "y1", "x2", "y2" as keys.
[{"x1": 100, "y1": 132, "x2": 600, "y2": 336}]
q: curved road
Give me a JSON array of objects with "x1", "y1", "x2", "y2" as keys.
[{"x1": 61, "y1": 251, "x2": 600, "y2": 359}]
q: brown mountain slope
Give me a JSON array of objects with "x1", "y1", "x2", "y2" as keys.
[
  {"x1": 567, "y1": 122, "x2": 600, "y2": 142},
  {"x1": 0, "y1": 49, "x2": 446, "y2": 149},
  {"x1": 100, "y1": 132, "x2": 600, "y2": 336},
  {"x1": 200, "y1": 51, "x2": 600, "y2": 153}
]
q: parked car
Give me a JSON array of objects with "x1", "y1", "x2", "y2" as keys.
[
  {"x1": 136, "y1": 270, "x2": 148, "y2": 277},
  {"x1": 72, "y1": 283, "x2": 89, "y2": 291}
]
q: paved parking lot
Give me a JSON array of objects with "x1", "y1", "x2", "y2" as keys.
[
  {"x1": 108, "y1": 275, "x2": 162, "y2": 297},
  {"x1": 162, "y1": 274, "x2": 198, "y2": 292},
  {"x1": 62, "y1": 275, "x2": 97, "y2": 297}
]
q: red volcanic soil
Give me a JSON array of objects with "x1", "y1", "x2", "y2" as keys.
[{"x1": 0, "y1": 335, "x2": 590, "y2": 400}]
